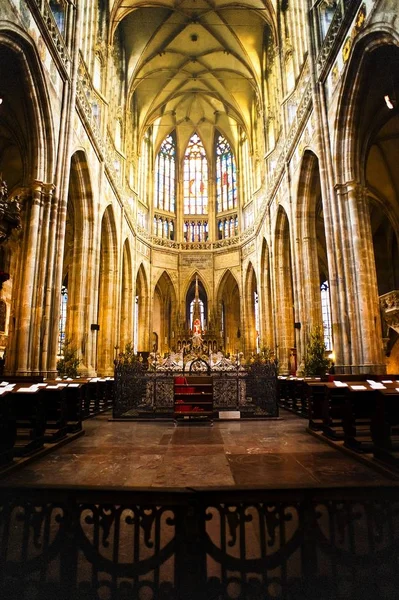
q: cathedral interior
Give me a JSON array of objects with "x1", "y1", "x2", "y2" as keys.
[
  {"x1": 0, "y1": 0, "x2": 398, "y2": 377},
  {"x1": 1, "y1": 1, "x2": 399, "y2": 599}
]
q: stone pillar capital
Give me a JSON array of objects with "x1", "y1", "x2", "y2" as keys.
[{"x1": 335, "y1": 180, "x2": 362, "y2": 196}]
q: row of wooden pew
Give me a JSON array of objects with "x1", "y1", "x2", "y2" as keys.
[
  {"x1": 0, "y1": 377, "x2": 114, "y2": 468},
  {"x1": 278, "y1": 374, "x2": 399, "y2": 467}
]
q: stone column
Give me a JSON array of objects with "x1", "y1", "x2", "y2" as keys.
[
  {"x1": 31, "y1": 183, "x2": 54, "y2": 374},
  {"x1": 14, "y1": 182, "x2": 45, "y2": 375},
  {"x1": 343, "y1": 182, "x2": 385, "y2": 372}
]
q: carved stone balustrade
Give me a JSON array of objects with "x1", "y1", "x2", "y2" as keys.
[{"x1": 380, "y1": 290, "x2": 399, "y2": 333}]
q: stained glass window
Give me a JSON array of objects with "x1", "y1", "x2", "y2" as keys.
[
  {"x1": 216, "y1": 134, "x2": 237, "y2": 213},
  {"x1": 190, "y1": 299, "x2": 204, "y2": 329},
  {"x1": 155, "y1": 134, "x2": 176, "y2": 212},
  {"x1": 183, "y1": 133, "x2": 208, "y2": 215}
]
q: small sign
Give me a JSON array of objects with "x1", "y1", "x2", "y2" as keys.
[{"x1": 219, "y1": 411, "x2": 241, "y2": 419}]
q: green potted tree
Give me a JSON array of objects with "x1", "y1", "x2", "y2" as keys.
[
  {"x1": 303, "y1": 326, "x2": 330, "y2": 378},
  {"x1": 56, "y1": 339, "x2": 81, "y2": 378}
]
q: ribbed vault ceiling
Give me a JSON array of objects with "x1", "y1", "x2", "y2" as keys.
[{"x1": 111, "y1": 0, "x2": 276, "y2": 153}]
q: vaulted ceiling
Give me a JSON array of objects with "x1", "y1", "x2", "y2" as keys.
[{"x1": 110, "y1": 0, "x2": 277, "y2": 155}]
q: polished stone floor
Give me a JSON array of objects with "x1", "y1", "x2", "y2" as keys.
[{"x1": 1, "y1": 409, "x2": 397, "y2": 488}]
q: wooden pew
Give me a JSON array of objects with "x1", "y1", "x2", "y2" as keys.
[
  {"x1": 11, "y1": 385, "x2": 46, "y2": 456},
  {"x1": 41, "y1": 384, "x2": 69, "y2": 442},
  {"x1": 371, "y1": 387, "x2": 399, "y2": 466},
  {"x1": 342, "y1": 380, "x2": 398, "y2": 453},
  {"x1": 0, "y1": 388, "x2": 16, "y2": 465},
  {"x1": 305, "y1": 381, "x2": 326, "y2": 431}
]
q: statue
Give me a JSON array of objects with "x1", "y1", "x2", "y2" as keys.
[{"x1": 0, "y1": 177, "x2": 21, "y2": 243}]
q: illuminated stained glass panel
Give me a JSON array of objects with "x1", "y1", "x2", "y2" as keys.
[
  {"x1": 155, "y1": 134, "x2": 176, "y2": 212},
  {"x1": 183, "y1": 133, "x2": 208, "y2": 215},
  {"x1": 216, "y1": 134, "x2": 237, "y2": 213}
]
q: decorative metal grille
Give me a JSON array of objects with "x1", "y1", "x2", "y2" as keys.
[
  {"x1": 114, "y1": 360, "x2": 279, "y2": 418},
  {"x1": 1, "y1": 486, "x2": 399, "y2": 600}
]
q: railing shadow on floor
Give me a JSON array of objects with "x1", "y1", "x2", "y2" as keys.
[{"x1": 1, "y1": 484, "x2": 399, "y2": 599}]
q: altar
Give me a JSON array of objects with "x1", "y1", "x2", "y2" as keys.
[{"x1": 113, "y1": 351, "x2": 278, "y2": 419}]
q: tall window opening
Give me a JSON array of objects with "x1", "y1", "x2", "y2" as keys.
[
  {"x1": 216, "y1": 134, "x2": 237, "y2": 213},
  {"x1": 318, "y1": 1, "x2": 337, "y2": 40},
  {"x1": 50, "y1": 0, "x2": 66, "y2": 35},
  {"x1": 254, "y1": 291, "x2": 260, "y2": 353},
  {"x1": 183, "y1": 133, "x2": 208, "y2": 215},
  {"x1": 155, "y1": 133, "x2": 176, "y2": 212},
  {"x1": 321, "y1": 281, "x2": 332, "y2": 351},
  {"x1": 190, "y1": 299, "x2": 205, "y2": 330},
  {"x1": 134, "y1": 295, "x2": 139, "y2": 354},
  {"x1": 58, "y1": 278, "x2": 68, "y2": 355}
]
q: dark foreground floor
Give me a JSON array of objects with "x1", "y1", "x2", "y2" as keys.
[
  {"x1": 1, "y1": 411, "x2": 399, "y2": 600},
  {"x1": 0, "y1": 409, "x2": 396, "y2": 488}
]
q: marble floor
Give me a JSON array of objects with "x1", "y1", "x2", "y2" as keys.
[{"x1": 1, "y1": 409, "x2": 398, "y2": 489}]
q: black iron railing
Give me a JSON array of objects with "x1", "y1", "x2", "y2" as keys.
[
  {"x1": 1, "y1": 484, "x2": 399, "y2": 599},
  {"x1": 113, "y1": 363, "x2": 279, "y2": 419}
]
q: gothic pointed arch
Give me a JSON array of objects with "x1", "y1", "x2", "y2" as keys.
[
  {"x1": 97, "y1": 205, "x2": 118, "y2": 374},
  {"x1": 183, "y1": 132, "x2": 208, "y2": 216},
  {"x1": 120, "y1": 239, "x2": 133, "y2": 353},
  {"x1": 61, "y1": 150, "x2": 95, "y2": 374},
  {"x1": 0, "y1": 27, "x2": 55, "y2": 375},
  {"x1": 135, "y1": 263, "x2": 150, "y2": 354},
  {"x1": 153, "y1": 271, "x2": 177, "y2": 355},
  {"x1": 333, "y1": 34, "x2": 398, "y2": 371},
  {"x1": 274, "y1": 206, "x2": 295, "y2": 374},
  {"x1": 296, "y1": 151, "x2": 326, "y2": 325},
  {"x1": 0, "y1": 26, "x2": 54, "y2": 184},
  {"x1": 260, "y1": 238, "x2": 274, "y2": 351},
  {"x1": 185, "y1": 273, "x2": 208, "y2": 332},
  {"x1": 243, "y1": 262, "x2": 258, "y2": 355},
  {"x1": 216, "y1": 269, "x2": 241, "y2": 355}
]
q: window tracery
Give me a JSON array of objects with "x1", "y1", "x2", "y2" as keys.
[
  {"x1": 183, "y1": 133, "x2": 208, "y2": 215},
  {"x1": 155, "y1": 134, "x2": 176, "y2": 213},
  {"x1": 216, "y1": 134, "x2": 237, "y2": 213}
]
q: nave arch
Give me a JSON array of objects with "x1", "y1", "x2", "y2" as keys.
[
  {"x1": 61, "y1": 150, "x2": 95, "y2": 374},
  {"x1": 120, "y1": 239, "x2": 134, "y2": 353},
  {"x1": 135, "y1": 263, "x2": 150, "y2": 354},
  {"x1": 295, "y1": 150, "x2": 330, "y2": 363},
  {"x1": 97, "y1": 205, "x2": 118, "y2": 374},
  {"x1": 0, "y1": 26, "x2": 55, "y2": 375},
  {"x1": 274, "y1": 206, "x2": 295, "y2": 374},
  {"x1": 216, "y1": 270, "x2": 241, "y2": 357},
  {"x1": 243, "y1": 262, "x2": 258, "y2": 356},
  {"x1": 184, "y1": 272, "x2": 209, "y2": 331},
  {"x1": 259, "y1": 239, "x2": 274, "y2": 352},
  {"x1": 333, "y1": 32, "x2": 399, "y2": 372},
  {"x1": 152, "y1": 271, "x2": 176, "y2": 355}
]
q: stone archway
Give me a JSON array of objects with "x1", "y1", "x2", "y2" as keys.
[
  {"x1": 135, "y1": 264, "x2": 150, "y2": 354},
  {"x1": 260, "y1": 239, "x2": 274, "y2": 352},
  {"x1": 217, "y1": 270, "x2": 241, "y2": 356},
  {"x1": 333, "y1": 36, "x2": 399, "y2": 372},
  {"x1": 0, "y1": 30, "x2": 55, "y2": 375},
  {"x1": 61, "y1": 150, "x2": 95, "y2": 375},
  {"x1": 97, "y1": 205, "x2": 118, "y2": 374},
  {"x1": 120, "y1": 239, "x2": 134, "y2": 353},
  {"x1": 153, "y1": 271, "x2": 176, "y2": 355},
  {"x1": 295, "y1": 150, "x2": 331, "y2": 365},
  {"x1": 243, "y1": 262, "x2": 258, "y2": 356},
  {"x1": 274, "y1": 206, "x2": 295, "y2": 374}
]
